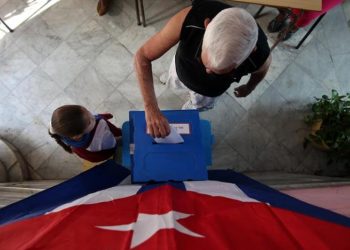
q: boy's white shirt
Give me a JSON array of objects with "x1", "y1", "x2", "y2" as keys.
[{"x1": 87, "y1": 119, "x2": 116, "y2": 152}]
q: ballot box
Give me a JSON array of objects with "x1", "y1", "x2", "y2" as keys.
[{"x1": 122, "y1": 110, "x2": 212, "y2": 183}]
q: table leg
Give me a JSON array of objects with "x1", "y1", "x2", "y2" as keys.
[
  {"x1": 254, "y1": 6, "x2": 265, "y2": 18},
  {"x1": 140, "y1": 0, "x2": 146, "y2": 27},
  {"x1": 135, "y1": 0, "x2": 141, "y2": 25},
  {"x1": 271, "y1": 10, "x2": 295, "y2": 51},
  {"x1": 295, "y1": 13, "x2": 326, "y2": 49},
  {"x1": 271, "y1": 9, "x2": 303, "y2": 51},
  {"x1": 0, "y1": 18, "x2": 14, "y2": 32}
]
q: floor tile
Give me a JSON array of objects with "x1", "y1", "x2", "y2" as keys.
[
  {"x1": 151, "y1": 46, "x2": 177, "y2": 78},
  {"x1": 15, "y1": 16, "x2": 62, "y2": 64},
  {"x1": 0, "y1": 0, "x2": 42, "y2": 29},
  {"x1": 333, "y1": 52, "x2": 350, "y2": 93},
  {"x1": 65, "y1": 66, "x2": 115, "y2": 110},
  {"x1": 211, "y1": 140, "x2": 251, "y2": 172},
  {"x1": 118, "y1": 21, "x2": 157, "y2": 54},
  {"x1": 142, "y1": 0, "x2": 190, "y2": 30},
  {"x1": 265, "y1": 43, "x2": 298, "y2": 84},
  {"x1": 200, "y1": 93, "x2": 246, "y2": 144},
  {"x1": 66, "y1": 19, "x2": 112, "y2": 62},
  {"x1": 0, "y1": 80, "x2": 10, "y2": 100},
  {"x1": 40, "y1": 0, "x2": 88, "y2": 39},
  {"x1": 25, "y1": 141, "x2": 58, "y2": 171},
  {"x1": 96, "y1": 89, "x2": 136, "y2": 128},
  {"x1": 93, "y1": 0, "x2": 134, "y2": 39},
  {"x1": 266, "y1": 103, "x2": 311, "y2": 163},
  {"x1": 321, "y1": 5, "x2": 350, "y2": 56},
  {"x1": 157, "y1": 87, "x2": 184, "y2": 110},
  {"x1": 223, "y1": 113, "x2": 272, "y2": 164},
  {"x1": 248, "y1": 84, "x2": 289, "y2": 136},
  {"x1": 117, "y1": 72, "x2": 166, "y2": 109},
  {"x1": 0, "y1": 44, "x2": 37, "y2": 90},
  {"x1": 35, "y1": 146, "x2": 82, "y2": 179},
  {"x1": 40, "y1": 42, "x2": 88, "y2": 89},
  {"x1": 0, "y1": 94, "x2": 34, "y2": 141},
  {"x1": 12, "y1": 119, "x2": 52, "y2": 156},
  {"x1": 92, "y1": 41, "x2": 134, "y2": 87},
  {"x1": 13, "y1": 69, "x2": 62, "y2": 115},
  {"x1": 295, "y1": 40, "x2": 332, "y2": 84},
  {"x1": 255, "y1": 140, "x2": 301, "y2": 172},
  {"x1": 273, "y1": 63, "x2": 327, "y2": 110},
  {"x1": 227, "y1": 78, "x2": 272, "y2": 111},
  {"x1": 319, "y1": 65, "x2": 347, "y2": 94}
]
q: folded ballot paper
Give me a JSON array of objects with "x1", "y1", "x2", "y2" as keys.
[{"x1": 154, "y1": 125, "x2": 184, "y2": 144}]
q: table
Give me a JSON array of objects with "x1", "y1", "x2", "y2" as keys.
[
  {"x1": 229, "y1": 0, "x2": 322, "y2": 11},
  {"x1": 230, "y1": 0, "x2": 323, "y2": 49},
  {"x1": 134, "y1": 0, "x2": 322, "y2": 27},
  {"x1": 134, "y1": 0, "x2": 323, "y2": 49}
]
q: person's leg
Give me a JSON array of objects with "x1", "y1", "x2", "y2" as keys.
[
  {"x1": 182, "y1": 91, "x2": 216, "y2": 111},
  {"x1": 267, "y1": 8, "x2": 289, "y2": 33},
  {"x1": 278, "y1": 0, "x2": 342, "y2": 40},
  {"x1": 163, "y1": 56, "x2": 185, "y2": 89},
  {"x1": 166, "y1": 56, "x2": 217, "y2": 111}
]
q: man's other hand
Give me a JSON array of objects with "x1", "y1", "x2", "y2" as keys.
[{"x1": 234, "y1": 84, "x2": 254, "y2": 98}]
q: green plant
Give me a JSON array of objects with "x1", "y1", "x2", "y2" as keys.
[{"x1": 304, "y1": 90, "x2": 350, "y2": 166}]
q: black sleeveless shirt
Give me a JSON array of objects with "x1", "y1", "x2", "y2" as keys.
[{"x1": 175, "y1": 0, "x2": 270, "y2": 97}]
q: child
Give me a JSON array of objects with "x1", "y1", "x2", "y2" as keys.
[{"x1": 49, "y1": 105, "x2": 122, "y2": 168}]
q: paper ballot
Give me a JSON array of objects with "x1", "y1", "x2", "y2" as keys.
[{"x1": 154, "y1": 125, "x2": 184, "y2": 144}]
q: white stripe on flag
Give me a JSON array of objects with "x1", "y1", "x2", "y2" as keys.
[
  {"x1": 47, "y1": 185, "x2": 141, "y2": 214},
  {"x1": 184, "y1": 181, "x2": 260, "y2": 203}
]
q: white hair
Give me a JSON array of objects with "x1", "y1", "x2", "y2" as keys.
[{"x1": 202, "y1": 8, "x2": 258, "y2": 71}]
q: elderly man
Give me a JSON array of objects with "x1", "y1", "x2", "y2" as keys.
[{"x1": 134, "y1": 0, "x2": 271, "y2": 138}]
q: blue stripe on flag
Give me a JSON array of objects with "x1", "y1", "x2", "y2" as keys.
[
  {"x1": 208, "y1": 169, "x2": 350, "y2": 228},
  {"x1": 0, "y1": 160, "x2": 130, "y2": 227},
  {"x1": 137, "y1": 182, "x2": 186, "y2": 194}
]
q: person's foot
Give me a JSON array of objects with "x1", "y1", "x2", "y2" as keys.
[
  {"x1": 97, "y1": 0, "x2": 110, "y2": 16},
  {"x1": 267, "y1": 15, "x2": 287, "y2": 33},
  {"x1": 159, "y1": 72, "x2": 168, "y2": 85},
  {"x1": 181, "y1": 100, "x2": 214, "y2": 112},
  {"x1": 278, "y1": 27, "x2": 299, "y2": 41}
]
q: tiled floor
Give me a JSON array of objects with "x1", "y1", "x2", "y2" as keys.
[{"x1": 0, "y1": 0, "x2": 349, "y2": 179}]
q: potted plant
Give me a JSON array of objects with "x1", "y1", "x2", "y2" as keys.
[{"x1": 304, "y1": 90, "x2": 350, "y2": 167}]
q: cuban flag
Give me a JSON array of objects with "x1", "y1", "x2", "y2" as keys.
[{"x1": 0, "y1": 160, "x2": 349, "y2": 249}]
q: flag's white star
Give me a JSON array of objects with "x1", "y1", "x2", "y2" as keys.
[{"x1": 96, "y1": 210, "x2": 204, "y2": 248}]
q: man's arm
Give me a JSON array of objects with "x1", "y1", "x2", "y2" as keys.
[
  {"x1": 234, "y1": 54, "x2": 272, "y2": 98},
  {"x1": 134, "y1": 7, "x2": 191, "y2": 138}
]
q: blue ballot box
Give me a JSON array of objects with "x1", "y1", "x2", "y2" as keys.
[{"x1": 122, "y1": 110, "x2": 211, "y2": 183}]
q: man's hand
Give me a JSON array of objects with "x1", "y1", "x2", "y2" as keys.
[
  {"x1": 145, "y1": 107, "x2": 171, "y2": 138},
  {"x1": 234, "y1": 54, "x2": 272, "y2": 98},
  {"x1": 134, "y1": 7, "x2": 190, "y2": 138},
  {"x1": 234, "y1": 84, "x2": 254, "y2": 98}
]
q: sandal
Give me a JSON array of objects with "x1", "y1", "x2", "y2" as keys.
[
  {"x1": 278, "y1": 27, "x2": 298, "y2": 41},
  {"x1": 268, "y1": 16, "x2": 287, "y2": 33},
  {"x1": 97, "y1": 0, "x2": 110, "y2": 16}
]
